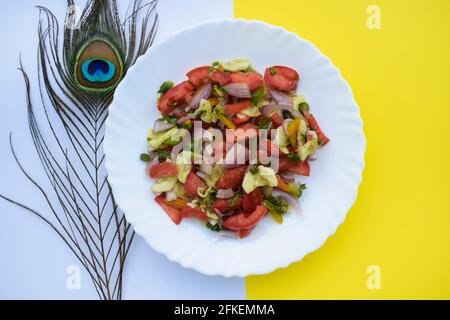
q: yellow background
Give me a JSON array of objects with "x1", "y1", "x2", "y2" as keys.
[{"x1": 235, "y1": 0, "x2": 450, "y2": 299}]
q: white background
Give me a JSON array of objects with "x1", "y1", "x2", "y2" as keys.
[{"x1": 0, "y1": 0, "x2": 245, "y2": 299}]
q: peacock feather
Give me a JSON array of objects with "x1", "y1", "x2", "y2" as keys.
[{"x1": 0, "y1": 0, "x2": 158, "y2": 299}]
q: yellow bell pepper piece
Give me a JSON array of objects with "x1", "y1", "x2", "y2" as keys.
[
  {"x1": 287, "y1": 117, "x2": 301, "y2": 146},
  {"x1": 208, "y1": 97, "x2": 219, "y2": 106},
  {"x1": 164, "y1": 198, "x2": 187, "y2": 209},
  {"x1": 269, "y1": 211, "x2": 283, "y2": 224},
  {"x1": 216, "y1": 113, "x2": 236, "y2": 129},
  {"x1": 276, "y1": 175, "x2": 292, "y2": 193}
]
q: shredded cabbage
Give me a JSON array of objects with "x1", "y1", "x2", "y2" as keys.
[
  {"x1": 205, "y1": 164, "x2": 225, "y2": 188},
  {"x1": 175, "y1": 151, "x2": 193, "y2": 183},
  {"x1": 242, "y1": 165, "x2": 277, "y2": 193},
  {"x1": 147, "y1": 127, "x2": 179, "y2": 150},
  {"x1": 151, "y1": 176, "x2": 177, "y2": 193},
  {"x1": 296, "y1": 117, "x2": 308, "y2": 145},
  {"x1": 194, "y1": 99, "x2": 216, "y2": 123},
  {"x1": 299, "y1": 131, "x2": 319, "y2": 160},
  {"x1": 273, "y1": 127, "x2": 289, "y2": 154},
  {"x1": 206, "y1": 210, "x2": 220, "y2": 221},
  {"x1": 239, "y1": 104, "x2": 261, "y2": 117},
  {"x1": 222, "y1": 59, "x2": 251, "y2": 72},
  {"x1": 173, "y1": 182, "x2": 187, "y2": 200},
  {"x1": 197, "y1": 186, "x2": 216, "y2": 198},
  {"x1": 168, "y1": 128, "x2": 189, "y2": 145}
]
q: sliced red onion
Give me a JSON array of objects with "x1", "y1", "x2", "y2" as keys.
[
  {"x1": 213, "y1": 208, "x2": 223, "y2": 217},
  {"x1": 165, "y1": 190, "x2": 177, "y2": 202},
  {"x1": 279, "y1": 172, "x2": 295, "y2": 183},
  {"x1": 145, "y1": 156, "x2": 160, "y2": 174},
  {"x1": 272, "y1": 189, "x2": 301, "y2": 214},
  {"x1": 268, "y1": 87, "x2": 293, "y2": 107},
  {"x1": 223, "y1": 83, "x2": 251, "y2": 98},
  {"x1": 196, "y1": 170, "x2": 207, "y2": 180},
  {"x1": 188, "y1": 82, "x2": 212, "y2": 109},
  {"x1": 153, "y1": 119, "x2": 175, "y2": 133},
  {"x1": 262, "y1": 102, "x2": 300, "y2": 118},
  {"x1": 262, "y1": 102, "x2": 280, "y2": 116},
  {"x1": 216, "y1": 189, "x2": 234, "y2": 199},
  {"x1": 169, "y1": 105, "x2": 185, "y2": 117},
  {"x1": 221, "y1": 210, "x2": 236, "y2": 217}
]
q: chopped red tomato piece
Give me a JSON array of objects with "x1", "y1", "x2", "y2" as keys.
[
  {"x1": 239, "y1": 227, "x2": 254, "y2": 239},
  {"x1": 181, "y1": 207, "x2": 208, "y2": 221},
  {"x1": 210, "y1": 70, "x2": 232, "y2": 86},
  {"x1": 224, "y1": 100, "x2": 251, "y2": 115},
  {"x1": 223, "y1": 205, "x2": 268, "y2": 231},
  {"x1": 213, "y1": 196, "x2": 242, "y2": 213},
  {"x1": 278, "y1": 157, "x2": 310, "y2": 176},
  {"x1": 213, "y1": 199, "x2": 230, "y2": 212},
  {"x1": 272, "y1": 66, "x2": 298, "y2": 79},
  {"x1": 303, "y1": 110, "x2": 330, "y2": 145},
  {"x1": 255, "y1": 114, "x2": 266, "y2": 125},
  {"x1": 155, "y1": 194, "x2": 182, "y2": 225},
  {"x1": 242, "y1": 187, "x2": 262, "y2": 212},
  {"x1": 157, "y1": 81, "x2": 194, "y2": 115},
  {"x1": 264, "y1": 66, "x2": 299, "y2": 91},
  {"x1": 232, "y1": 115, "x2": 251, "y2": 125},
  {"x1": 186, "y1": 66, "x2": 210, "y2": 87},
  {"x1": 270, "y1": 112, "x2": 283, "y2": 128},
  {"x1": 147, "y1": 161, "x2": 178, "y2": 178},
  {"x1": 277, "y1": 157, "x2": 290, "y2": 173},
  {"x1": 185, "y1": 171, "x2": 207, "y2": 197},
  {"x1": 230, "y1": 72, "x2": 263, "y2": 91},
  {"x1": 215, "y1": 166, "x2": 248, "y2": 190}
]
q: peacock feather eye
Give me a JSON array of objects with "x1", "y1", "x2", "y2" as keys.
[
  {"x1": 75, "y1": 39, "x2": 123, "y2": 91},
  {"x1": 81, "y1": 59, "x2": 115, "y2": 83}
]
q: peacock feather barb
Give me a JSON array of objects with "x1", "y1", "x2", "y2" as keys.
[{"x1": 0, "y1": 0, "x2": 158, "y2": 299}]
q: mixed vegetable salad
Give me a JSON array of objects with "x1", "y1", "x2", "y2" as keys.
[{"x1": 141, "y1": 59, "x2": 329, "y2": 238}]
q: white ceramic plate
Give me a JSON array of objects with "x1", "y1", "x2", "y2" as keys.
[{"x1": 105, "y1": 19, "x2": 365, "y2": 277}]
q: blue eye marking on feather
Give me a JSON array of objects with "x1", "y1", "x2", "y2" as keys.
[{"x1": 81, "y1": 59, "x2": 115, "y2": 83}]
